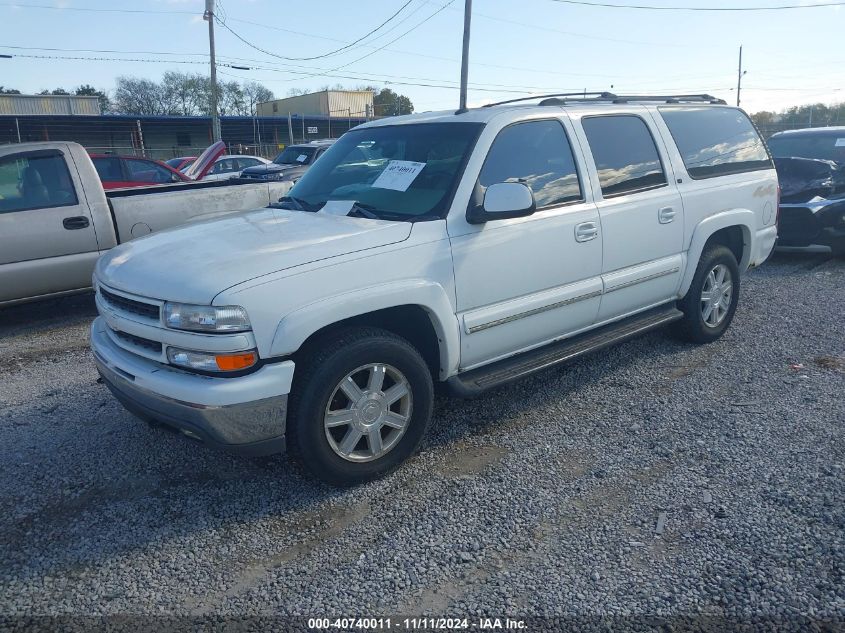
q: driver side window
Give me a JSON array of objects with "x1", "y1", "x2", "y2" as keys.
[
  {"x1": 479, "y1": 120, "x2": 582, "y2": 209},
  {"x1": 0, "y1": 151, "x2": 79, "y2": 213}
]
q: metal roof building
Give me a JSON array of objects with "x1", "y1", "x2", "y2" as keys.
[
  {"x1": 257, "y1": 90, "x2": 374, "y2": 119},
  {"x1": 0, "y1": 94, "x2": 101, "y2": 116}
]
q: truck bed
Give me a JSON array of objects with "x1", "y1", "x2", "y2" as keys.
[{"x1": 106, "y1": 178, "x2": 291, "y2": 243}]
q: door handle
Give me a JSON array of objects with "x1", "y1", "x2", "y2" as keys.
[
  {"x1": 658, "y1": 207, "x2": 676, "y2": 224},
  {"x1": 574, "y1": 221, "x2": 599, "y2": 242},
  {"x1": 63, "y1": 216, "x2": 90, "y2": 230}
]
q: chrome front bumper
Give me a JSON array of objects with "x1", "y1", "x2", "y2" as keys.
[{"x1": 92, "y1": 317, "x2": 292, "y2": 456}]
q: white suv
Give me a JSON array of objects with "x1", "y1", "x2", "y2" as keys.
[{"x1": 90, "y1": 93, "x2": 779, "y2": 485}]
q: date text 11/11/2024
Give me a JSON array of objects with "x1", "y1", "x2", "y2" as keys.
[{"x1": 307, "y1": 617, "x2": 527, "y2": 630}]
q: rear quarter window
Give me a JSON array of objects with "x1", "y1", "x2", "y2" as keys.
[{"x1": 659, "y1": 107, "x2": 772, "y2": 179}]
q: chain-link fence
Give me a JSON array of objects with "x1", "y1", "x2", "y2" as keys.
[{"x1": 0, "y1": 112, "x2": 371, "y2": 160}]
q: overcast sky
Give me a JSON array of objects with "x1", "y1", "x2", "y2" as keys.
[{"x1": 1, "y1": 0, "x2": 842, "y2": 115}]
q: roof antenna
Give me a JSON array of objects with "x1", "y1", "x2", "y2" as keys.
[{"x1": 456, "y1": 0, "x2": 472, "y2": 115}]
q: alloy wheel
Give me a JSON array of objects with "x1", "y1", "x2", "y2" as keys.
[{"x1": 323, "y1": 363, "x2": 413, "y2": 463}]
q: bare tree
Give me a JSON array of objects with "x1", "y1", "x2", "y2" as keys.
[
  {"x1": 113, "y1": 76, "x2": 169, "y2": 115},
  {"x1": 243, "y1": 81, "x2": 274, "y2": 115},
  {"x1": 110, "y1": 74, "x2": 275, "y2": 117}
]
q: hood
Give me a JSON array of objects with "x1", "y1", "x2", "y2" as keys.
[
  {"x1": 183, "y1": 141, "x2": 226, "y2": 181},
  {"x1": 96, "y1": 208, "x2": 412, "y2": 304},
  {"x1": 774, "y1": 156, "x2": 845, "y2": 203}
]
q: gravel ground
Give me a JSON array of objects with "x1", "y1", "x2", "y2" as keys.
[{"x1": 0, "y1": 253, "x2": 843, "y2": 629}]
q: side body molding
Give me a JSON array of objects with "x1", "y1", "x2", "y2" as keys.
[
  {"x1": 679, "y1": 209, "x2": 754, "y2": 298},
  {"x1": 269, "y1": 279, "x2": 460, "y2": 379}
]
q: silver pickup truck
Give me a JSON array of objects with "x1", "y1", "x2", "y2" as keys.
[{"x1": 0, "y1": 141, "x2": 291, "y2": 307}]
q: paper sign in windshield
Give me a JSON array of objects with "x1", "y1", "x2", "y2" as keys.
[
  {"x1": 297, "y1": 154, "x2": 308, "y2": 162},
  {"x1": 372, "y1": 160, "x2": 426, "y2": 192},
  {"x1": 320, "y1": 200, "x2": 355, "y2": 216},
  {"x1": 835, "y1": 139, "x2": 845, "y2": 147}
]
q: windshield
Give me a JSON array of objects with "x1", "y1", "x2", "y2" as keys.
[
  {"x1": 274, "y1": 146, "x2": 316, "y2": 165},
  {"x1": 768, "y1": 134, "x2": 845, "y2": 164},
  {"x1": 286, "y1": 122, "x2": 483, "y2": 219}
]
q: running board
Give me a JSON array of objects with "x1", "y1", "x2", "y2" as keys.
[{"x1": 446, "y1": 305, "x2": 684, "y2": 398}]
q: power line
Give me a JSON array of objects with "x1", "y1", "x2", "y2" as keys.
[
  {"x1": 0, "y1": 2, "x2": 194, "y2": 14},
  {"x1": 216, "y1": 0, "x2": 457, "y2": 84},
  {"x1": 7, "y1": 49, "x2": 837, "y2": 100},
  {"x1": 0, "y1": 45, "x2": 208, "y2": 58},
  {"x1": 8, "y1": 53, "x2": 211, "y2": 66},
  {"x1": 547, "y1": 0, "x2": 845, "y2": 10},
  {"x1": 215, "y1": 0, "x2": 418, "y2": 61}
]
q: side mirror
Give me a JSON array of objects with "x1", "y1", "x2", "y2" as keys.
[
  {"x1": 467, "y1": 182, "x2": 536, "y2": 224},
  {"x1": 171, "y1": 173, "x2": 182, "y2": 183}
]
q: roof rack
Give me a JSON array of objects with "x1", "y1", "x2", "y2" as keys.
[{"x1": 482, "y1": 92, "x2": 726, "y2": 108}]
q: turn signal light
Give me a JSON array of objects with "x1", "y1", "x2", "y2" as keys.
[
  {"x1": 215, "y1": 352, "x2": 257, "y2": 371},
  {"x1": 167, "y1": 347, "x2": 258, "y2": 373}
]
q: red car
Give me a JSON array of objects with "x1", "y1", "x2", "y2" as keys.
[
  {"x1": 90, "y1": 155, "x2": 191, "y2": 189},
  {"x1": 165, "y1": 156, "x2": 197, "y2": 171}
]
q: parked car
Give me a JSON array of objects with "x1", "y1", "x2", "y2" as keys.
[
  {"x1": 767, "y1": 127, "x2": 845, "y2": 256},
  {"x1": 165, "y1": 156, "x2": 196, "y2": 171},
  {"x1": 91, "y1": 94, "x2": 778, "y2": 485},
  {"x1": 0, "y1": 141, "x2": 293, "y2": 306},
  {"x1": 91, "y1": 154, "x2": 191, "y2": 189},
  {"x1": 238, "y1": 139, "x2": 334, "y2": 183},
  {"x1": 201, "y1": 155, "x2": 271, "y2": 182}
]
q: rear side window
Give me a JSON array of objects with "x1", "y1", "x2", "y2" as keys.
[
  {"x1": 659, "y1": 107, "x2": 772, "y2": 179},
  {"x1": 479, "y1": 119, "x2": 582, "y2": 208},
  {"x1": 125, "y1": 159, "x2": 176, "y2": 183},
  {"x1": 0, "y1": 151, "x2": 78, "y2": 213},
  {"x1": 582, "y1": 115, "x2": 666, "y2": 197},
  {"x1": 92, "y1": 157, "x2": 124, "y2": 182}
]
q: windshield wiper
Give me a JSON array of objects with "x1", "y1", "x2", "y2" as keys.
[
  {"x1": 272, "y1": 196, "x2": 315, "y2": 212},
  {"x1": 346, "y1": 202, "x2": 381, "y2": 219}
]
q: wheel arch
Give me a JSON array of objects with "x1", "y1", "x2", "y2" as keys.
[
  {"x1": 270, "y1": 280, "x2": 459, "y2": 380},
  {"x1": 680, "y1": 210, "x2": 754, "y2": 298}
]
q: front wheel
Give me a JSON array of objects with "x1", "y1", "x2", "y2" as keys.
[
  {"x1": 288, "y1": 327, "x2": 434, "y2": 486},
  {"x1": 674, "y1": 244, "x2": 740, "y2": 344}
]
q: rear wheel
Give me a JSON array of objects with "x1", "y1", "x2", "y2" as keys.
[
  {"x1": 674, "y1": 244, "x2": 740, "y2": 344},
  {"x1": 288, "y1": 327, "x2": 434, "y2": 486}
]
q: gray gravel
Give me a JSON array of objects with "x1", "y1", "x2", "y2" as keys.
[{"x1": 0, "y1": 253, "x2": 843, "y2": 627}]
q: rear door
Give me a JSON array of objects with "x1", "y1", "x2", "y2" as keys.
[
  {"x1": 0, "y1": 147, "x2": 100, "y2": 303},
  {"x1": 574, "y1": 112, "x2": 684, "y2": 322}
]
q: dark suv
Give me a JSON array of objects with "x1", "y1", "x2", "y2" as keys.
[
  {"x1": 239, "y1": 140, "x2": 335, "y2": 183},
  {"x1": 768, "y1": 127, "x2": 845, "y2": 256}
]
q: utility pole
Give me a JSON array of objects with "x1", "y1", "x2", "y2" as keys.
[
  {"x1": 204, "y1": 0, "x2": 221, "y2": 142},
  {"x1": 457, "y1": 0, "x2": 472, "y2": 113},
  {"x1": 736, "y1": 45, "x2": 747, "y2": 108}
]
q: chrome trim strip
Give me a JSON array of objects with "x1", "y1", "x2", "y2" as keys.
[
  {"x1": 604, "y1": 267, "x2": 680, "y2": 294},
  {"x1": 467, "y1": 290, "x2": 603, "y2": 334}
]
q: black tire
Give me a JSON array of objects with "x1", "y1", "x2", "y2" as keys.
[
  {"x1": 287, "y1": 326, "x2": 434, "y2": 486},
  {"x1": 674, "y1": 244, "x2": 740, "y2": 344}
]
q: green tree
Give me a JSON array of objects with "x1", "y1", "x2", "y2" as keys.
[
  {"x1": 0, "y1": 86, "x2": 21, "y2": 94},
  {"x1": 372, "y1": 87, "x2": 413, "y2": 116}
]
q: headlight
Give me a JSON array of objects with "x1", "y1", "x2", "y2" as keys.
[
  {"x1": 163, "y1": 303, "x2": 251, "y2": 333},
  {"x1": 167, "y1": 347, "x2": 258, "y2": 372}
]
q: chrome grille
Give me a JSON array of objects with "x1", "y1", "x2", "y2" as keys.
[
  {"x1": 100, "y1": 288, "x2": 160, "y2": 320},
  {"x1": 112, "y1": 329, "x2": 163, "y2": 354}
]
